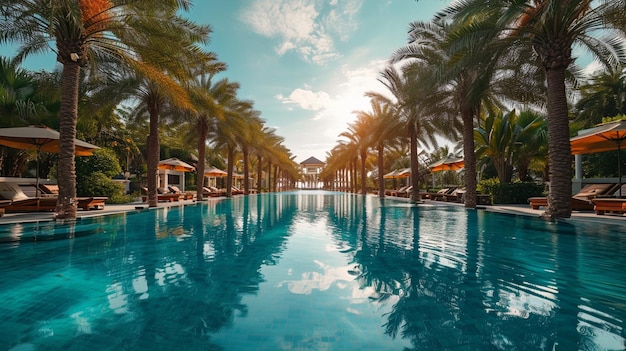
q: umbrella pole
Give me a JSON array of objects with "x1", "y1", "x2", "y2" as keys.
[
  {"x1": 619, "y1": 140, "x2": 622, "y2": 197},
  {"x1": 36, "y1": 146, "x2": 41, "y2": 197}
]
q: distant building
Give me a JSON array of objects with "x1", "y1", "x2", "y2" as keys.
[{"x1": 300, "y1": 156, "x2": 325, "y2": 189}]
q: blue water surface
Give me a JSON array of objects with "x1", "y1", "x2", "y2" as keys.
[{"x1": 0, "y1": 191, "x2": 625, "y2": 351}]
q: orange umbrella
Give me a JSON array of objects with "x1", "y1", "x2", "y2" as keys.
[
  {"x1": 204, "y1": 166, "x2": 227, "y2": 177},
  {"x1": 571, "y1": 119, "x2": 626, "y2": 196},
  {"x1": 570, "y1": 120, "x2": 626, "y2": 154},
  {"x1": 158, "y1": 158, "x2": 195, "y2": 172},
  {"x1": 0, "y1": 126, "x2": 100, "y2": 195},
  {"x1": 429, "y1": 158, "x2": 464, "y2": 172},
  {"x1": 0, "y1": 125, "x2": 99, "y2": 156}
]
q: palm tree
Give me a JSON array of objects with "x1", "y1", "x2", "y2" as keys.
[
  {"x1": 352, "y1": 99, "x2": 399, "y2": 197},
  {"x1": 442, "y1": 0, "x2": 626, "y2": 218},
  {"x1": 474, "y1": 109, "x2": 547, "y2": 183},
  {"x1": 391, "y1": 18, "x2": 512, "y2": 208},
  {"x1": 211, "y1": 97, "x2": 254, "y2": 197},
  {"x1": 1, "y1": 0, "x2": 212, "y2": 218},
  {"x1": 340, "y1": 114, "x2": 375, "y2": 195},
  {"x1": 575, "y1": 66, "x2": 626, "y2": 127},
  {"x1": 368, "y1": 63, "x2": 446, "y2": 202},
  {"x1": 184, "y1": 75, "x2": 235, "y2": 201},
  {"x1": 234, "y1": 107, "x2": 263, "y2": 195}
]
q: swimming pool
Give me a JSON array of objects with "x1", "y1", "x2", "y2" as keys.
[{"x1": 0, "y1": 191, "x2": 624, "y2": 350}]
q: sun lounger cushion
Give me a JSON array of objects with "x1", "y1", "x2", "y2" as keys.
[
  {"x1": 0, "y1": 183, "x2": 29, "y2": 201},
  {"x1": 574, "y1": 183, "x2": 616, "y2": 199},
  {"x1": 39, "y1": 184, "x2": 59, "y2": 195}
]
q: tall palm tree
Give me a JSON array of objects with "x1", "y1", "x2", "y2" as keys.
[
  {"x1": 442, "y1": 0, "x2": 626, "y2": 218},
  {"x1": 184, "y1": 75, "x2": 236, "y2": 201},
  {"x1": 368, "y1": 63, "x2": 446, "y2": 202},
  {"x1": 340, "y1": 114, "x2": 375, "y2": 195},
  {"x1": 1, "y1": 0, "x2": 212, "y2": 218},
  {"x1": 352, "y1": 99, "x2": 399, "y2": 197},
  {"x1": 234, "y1": 107, "x2": 263, "y2": 195},
  {"x1": 391, "y1": 18, "x2": 510, "y2": 208},
  {"x1": 211, "y1": 97, "x2": 254, "y2": 197}
]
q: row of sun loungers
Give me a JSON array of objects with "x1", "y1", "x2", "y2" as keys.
[
  {"x1": 0, "y1": 182, "x2": 108, "y2": 214},
  {"x1": 141, "y1": 185, "x2": 249, "y2": 202},
  {"x1": 202, "y1": 186, "x2": 245, "y2": 198},
  {"x1": 528, "y1": 183, "x2": 626, "y2": 215}
]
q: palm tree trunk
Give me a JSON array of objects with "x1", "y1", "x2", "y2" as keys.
[
  {"x1": 147, "y1": 103, "x2": 160, "y2": 208},
  {"x1": 360, "y1": 149, "x2": 367, "y2": 195},
  {"x1": 256, "y1": 155, "x2": 262, "y2": 193},
  {"x1": 267, "y1": 160, "x2": 272, "y2": 193},
  {"x1": 196, "y1": 120, "x2": 207, "y2": 200},
  {"x1": 351, "y1": 159, "x2": 357, "y2": 193},
  {"x1": 226, "y1": 145, "x2": 234, "y2": 197},
  {"x1": 544, "y1": 66, "x2": 572, "y2": 219},
  {"x1": 462, "y1": 108, "x2": 477, "y2": 208},
  {"x1": 377, "y1": 143, "x2": 385, "y2": 198},
  {"x1": 55, "y1": 61, "x2": 80, "y2": 220},
  {"x1": 410, "y1": 123, "x2": 420, "y2": 202},
  {"x1": 243, "y1": 146, "x2": 250, "y2": 195}
]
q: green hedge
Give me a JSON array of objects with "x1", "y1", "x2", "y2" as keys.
[
  {"x1": 478, "y1": 178, "x2": 545, "y2": 204},
  {"x1": 77, "y1": 171, "x2": 124, "y2": 199}
]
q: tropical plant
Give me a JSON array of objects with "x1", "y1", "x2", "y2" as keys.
[
  {"x1": 367, "y1": 63, "x2": 447, "y2": 202},
  {"x1": 575, "y1": 66, "x2": 626, "y2": 127},
  {"x1": 353, "y1": 98, "x2": 399, "y2": 197},
  {"x1": 474, "y1": 109, "x2": 547, "y2": 183},
  {"x1": 0, "y1": 0, "x2": 213, "y2": 218},
  {"x1": 442, "y1": 0, "x2": 626, "y2": 218},
  {"x1": 340, "y1": 112, "x2": 375, "y2": 195}
]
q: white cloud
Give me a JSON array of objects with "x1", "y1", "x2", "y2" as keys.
[
  {"x1": 240, "y1": 0, "x2": 363, "y2": 65},
  {"x1": 278, "y1": 59, "x2": 392, "y2": 161},
  {"x1": 276, "y1": 88, "x2": 331, "y2": 110}
]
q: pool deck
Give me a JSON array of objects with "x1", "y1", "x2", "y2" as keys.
[{"x1": 0, "y1": 195, "x2": 625, "y2": 226}]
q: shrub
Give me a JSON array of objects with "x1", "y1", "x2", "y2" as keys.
[
  {"x1": 77, "y1": 171, "x2": 124, "y2": 199},
  {"x1": 76, "y1": 148, "x2": 122, "y2": 178},
  {"x1": 478, "y1": 178, "x2": 544, "y2": 204}
]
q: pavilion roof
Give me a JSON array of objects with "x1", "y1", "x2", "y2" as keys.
[{"x1": 300, "y1": 156, "x2": 325, "y2": 166}]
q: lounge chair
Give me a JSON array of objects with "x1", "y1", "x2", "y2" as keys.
[
  {"x1": 528, "y1": 183, "x2": 617, "y2": 210},
  {"x1": 426, "y1": 187, "x2": 457, "y2": 201},
  {"x1": 0, "y1": 182, "x2": 106, "y2": 212},
  {"x1": 0, "y1": 183, "x2": 57, "y2": 212},
  {"x1": 168, "y1": 186, "x2": 194, "y2": 200},
  {"x1": 231, "y1": 186, "x2": 244, "y2": 195},
  {"x1": 390, "y1": 185, "x2": 410, "y2": 197},
  {"x1": 0, "y1": 199, "x2": 12, "y2": 217},
  {"x1": 443, "y1": 187, "x2": 466, "y2": 202},
  {"x1": 202, "y1": 186, "x2": 223, "y2": 198},
  {"x1": 39, "y1": 184, "x2": 107, "y2": 210},
  {"x1": 591, "y1": 198, "x2": 626, "y2": 215},
  {"x1": 141, "y1": 187, "x2": 181, "y2": 202}
]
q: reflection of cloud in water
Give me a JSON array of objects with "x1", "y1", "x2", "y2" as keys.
[
  {"x1": 278, "y1": 260, "x2": 357, "y2": 295},
  {"x1": 278, "y1": 260, "x2": 351, "y2": 294},
  {"x1": 278, "y1": 261, "x2": 385, "y2": 310}
]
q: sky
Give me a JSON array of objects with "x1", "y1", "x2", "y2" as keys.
[{"x1": 5, "y1": 1, "x2": 454, "y2": 163}]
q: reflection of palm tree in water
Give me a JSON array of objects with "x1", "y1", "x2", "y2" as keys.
[
  {"x1": 347, "y1": 207, "x2": 568, "y2": 350},
  {"x1": 107, "y1": 196, "x2": 297, "y2": 348}
]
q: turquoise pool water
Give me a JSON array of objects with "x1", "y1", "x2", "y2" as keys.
[{"x1": 0, "y1": 191, "x2": 625, "y2": 350}]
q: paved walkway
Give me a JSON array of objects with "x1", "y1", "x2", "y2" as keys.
[{"x1": 0, "y1": 195, "x2": 624, "y2": 226}]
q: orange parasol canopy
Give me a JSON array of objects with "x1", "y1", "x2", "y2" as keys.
[
  {"x1": 204, "y1": 166, "x2": 227, "y2": 177},
  {"x1": 570, "y1": 120, "x2": 626, "y2": 155},
  {"x1": 158, "y1": 158, "x2": 195, "y2": 172},
  {"x1": 570, "y1": 119, "x2": 626, "y2": 197},
  {"x1": 429, "y1": 158, "x2": 464, "y2": 172}
]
